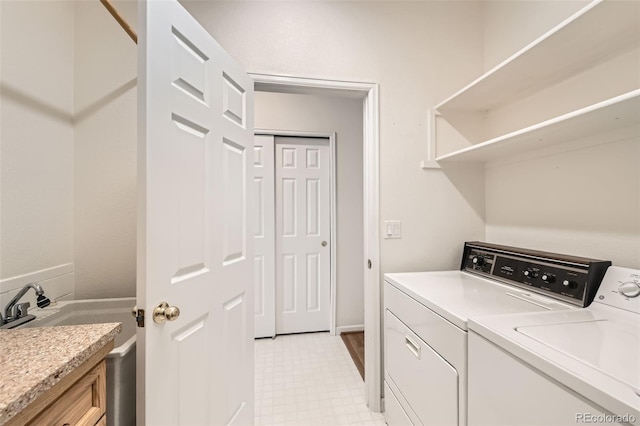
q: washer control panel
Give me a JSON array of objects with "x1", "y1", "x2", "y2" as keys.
[
  {"x1": 594, "y1": 266, "x2": 640, "y2": 313},
  {"x1": 462, "y1": 242, "x2": 611, "y2": 307}
]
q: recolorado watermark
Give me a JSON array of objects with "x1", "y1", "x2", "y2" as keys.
[{"x1": 576, "y1": 413, "x2": 637, "y2": 424}]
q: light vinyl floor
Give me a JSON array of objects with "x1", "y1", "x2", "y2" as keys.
[{"x1": 255, "y1": 332, "x2": 386, "y2": 426}]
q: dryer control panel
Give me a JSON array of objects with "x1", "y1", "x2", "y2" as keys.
[{"x1": 461, "y1": 242, "x2": 611, "y2": 307}]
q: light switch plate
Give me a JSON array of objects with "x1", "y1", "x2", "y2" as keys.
[{"x1": 384, "y1": 220, "x2": 401, "y2": 239}]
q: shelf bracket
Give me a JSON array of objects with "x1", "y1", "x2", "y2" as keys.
[{"x1": 422, "y1": 109, "x2": 441, "y2": 169}]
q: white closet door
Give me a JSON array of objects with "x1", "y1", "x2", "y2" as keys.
[
  {"x1": 253, "y1": 135, "x2": 275, "y2": 338},
  {"x1": 275, "y1": 137, "x2": 331, "y2": 334}
]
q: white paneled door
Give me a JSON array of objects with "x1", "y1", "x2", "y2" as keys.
[
  {"x1": 275, "y1": 137, "x2": 331, "y2": 334},
  {"x1": 254, "y1": 135, "x2": 276, "y2": 338},
  {"x1": 138, "y1": 1, "x2": 254, "y2": 425}
]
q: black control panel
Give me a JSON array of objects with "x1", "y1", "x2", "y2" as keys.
[{"x1": 461, "y1": 242, "x2": 611, "y2": 307}]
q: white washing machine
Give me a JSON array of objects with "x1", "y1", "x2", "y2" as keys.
[
  {"x1": 383, "y1": 241, "x2": 611, "y2": 426},
  {"x1": 468, "y1": 266, "x2": 640, "y2": 426}
]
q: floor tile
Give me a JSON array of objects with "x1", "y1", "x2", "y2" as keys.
[{"x1": 255, "y1": 332, "x2": 386, "y2": 426}]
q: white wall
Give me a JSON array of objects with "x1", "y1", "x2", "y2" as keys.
[
  {"x1": 182, "y1": 0, "x2": 487, "y2": 277},
  {"x1": 255, "y1": 91, "x2": 364, "y2": 328},
  {"x1": 482, "y1": 0, "x2": 591, "y2": 70},
  {"x1": 485, "y1": 137, "x2": 640, "y2": 267},
  {"x1": 73, "y1": 0, "x2": 137, "y2": 299},
  {"x1": 0, "y1": 0, "x2": 138, "y2": 309},
  {"x1": 482, "y1": 1, "x2": 640, "y2": 268},
  {"x1": 0, "y1": 1, "x2": 75, "y2": 306}
]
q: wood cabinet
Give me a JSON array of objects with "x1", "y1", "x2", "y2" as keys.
[
  {"x1": 29, "y1": 361, "x2": 106, "y2": 426},
  {"x1": 6, "y1": 342, "x2": 113, "y2": 426},
  {"x1": 424, "y1": 0, "x2": 640, "y2": 167}
]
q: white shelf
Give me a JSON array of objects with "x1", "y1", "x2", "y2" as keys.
[
  {"x1": 435, "y1": 0, "x2": 640, "y2": 113},
  {"x1": 435, "y1": 90, "x2": 640, "y2": 163}
]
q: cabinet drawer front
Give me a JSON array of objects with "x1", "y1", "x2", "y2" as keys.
[
  {"x1": 29, "y1": 361, "x2": 106, "y2": 426},
  {"x1": 384, "y1": 382, "x2": 414, "y2": 426},
  {"x1": 386, "y1": 310, "x2": 459, "y2": 425}
]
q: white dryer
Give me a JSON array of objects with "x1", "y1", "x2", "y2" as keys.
[
  {"x1": 468, "y1": 266, "x2": 640, "y2": 426},
  {"x1": 383, "y1": 242, "x2": 611, "y2": 426}
]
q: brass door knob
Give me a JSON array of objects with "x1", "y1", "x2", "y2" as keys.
[
  {"x1": 321, "y1": 241, "x2": 327, "y2": 247},
  {"x1": 153, "y1": 302, "x2": 181, "y2": 323}
]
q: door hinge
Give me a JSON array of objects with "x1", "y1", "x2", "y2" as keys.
[{"x1": 132, "y1": 306, "x2": 145, "y2": 328}]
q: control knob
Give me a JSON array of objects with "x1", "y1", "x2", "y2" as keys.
[
  {"x1": 619, "y1": 281, "x2": 640, "y2": 298},
  {"x1": 562, "y1": 280, "x2": 577, "y2": 289},
  {"x1": 541, "y1": 273, "x2": 556, "y2": 284},
  {"x1": 472, "y1": 255, "x2": 485, "y2": 267},
  {"x1": 523, "y1": 269, "x2": 537, "y2": 279}
]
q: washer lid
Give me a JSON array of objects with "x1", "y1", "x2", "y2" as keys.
[
  {"x1": 517, "y1": 319, "x2": 640, "y2": 395},
  {"x1": 384, "y1": 271, "x2": 572, "y2": 330}
]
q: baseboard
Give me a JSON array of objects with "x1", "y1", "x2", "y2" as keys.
[{"x1": 336, "y1": 324, "x2": 364, "y2": 334}]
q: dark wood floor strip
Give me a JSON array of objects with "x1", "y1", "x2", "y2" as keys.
[{"x1": 341, "y1": 331, "x2": 364, "y2": 380}]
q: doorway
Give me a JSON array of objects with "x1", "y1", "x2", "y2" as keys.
[{"x1": 251, "y1": 74, "x2": 381, "y2": 411}]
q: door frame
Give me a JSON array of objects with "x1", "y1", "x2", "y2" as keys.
[
  {"x1": 255, "y1": 129, "x2": 337, "y2": 336},
  {"x1": 251, "y1": 73, "x2": 381, "y2": 412}
]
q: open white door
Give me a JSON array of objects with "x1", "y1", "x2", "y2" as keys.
[{"x1": 137, "y1": 1, "x2": 254, "y2": 424}]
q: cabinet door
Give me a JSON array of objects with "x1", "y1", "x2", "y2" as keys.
[{"x1": 29, "y1": 361, "x2": 106, "y2": 426}]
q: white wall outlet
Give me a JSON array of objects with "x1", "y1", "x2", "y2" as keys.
[{"x1": 384, "y1": 220, "x2": 401, "y2": 239}]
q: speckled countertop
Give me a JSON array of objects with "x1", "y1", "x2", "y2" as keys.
[{"x1": 0, "y1": 323, "x2": 122, "y2": 425}]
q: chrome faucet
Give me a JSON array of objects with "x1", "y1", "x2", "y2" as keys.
[{"x1": 2, "y1": 282, "x2": 51, "y2": 326}]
